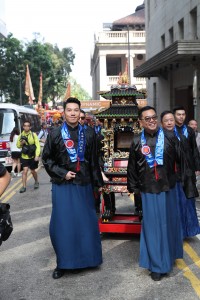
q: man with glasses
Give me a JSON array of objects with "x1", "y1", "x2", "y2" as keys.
[
  {"x1": 127, "y1": 106, "x2": 183, "y2": 281},
  {"x1": 79, "y1": 110, "x2": 87, "y2": 128}
]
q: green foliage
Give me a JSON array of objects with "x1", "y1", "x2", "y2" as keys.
[
  {"x1": 68, "y1": 76, "x2": 92, "y2": 101},
  {"x1": 0, "y1": 33, "x2": 76, "y2": 104},
  {"x1": 0, "y1": 33, "x2": 24, "y2": 103}
]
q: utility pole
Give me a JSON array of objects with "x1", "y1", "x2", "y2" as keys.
[{"x1": 127, "y1": 25, "x2": 131, "y2": 85}]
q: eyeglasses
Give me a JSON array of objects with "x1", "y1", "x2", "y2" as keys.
[
  {"x1": 141, "y1": 115, "x2": 158, "y2": 123},
  {"x1": 80, "y1": 117, "x2": 85, "y2": 120}
]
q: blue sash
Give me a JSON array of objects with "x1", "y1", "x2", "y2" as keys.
[
  {"x1": 174, "y1": 125, "x2": 188, "y2": 141},
  {"x1": 61, "y1": 122, "x2": 86, "y2": 163},
  {"x1": 94, "y1": 125, "x2": 101, "y2": 134},
  {"x1": 141, "y1": 128, "x2": 164, "y2": 168}
]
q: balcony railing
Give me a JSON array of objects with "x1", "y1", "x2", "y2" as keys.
[
  {"x1": 107, "y1": 76, "x2": 146, "y2": 87},
  {"x1": 95, "y1": 31, "x2": 145, "y2": 44}
]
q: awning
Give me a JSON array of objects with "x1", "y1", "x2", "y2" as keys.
[
  {"x1": 94, "y1": 105, "x2": 138, "y2": 118},
  {"x1": 98, "y1": 85, "x2": 145, "y2": 99},
  {"x1": 134, "y1": 40, "x2": 200, "y2": 77}
]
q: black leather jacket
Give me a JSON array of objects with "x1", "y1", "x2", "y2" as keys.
[
  {"x1": 42, "y1": 124, "x2": 103, "y2": 187},
  {"x1": 127, "y1": 129, "x2": 178, "y2": 194}
]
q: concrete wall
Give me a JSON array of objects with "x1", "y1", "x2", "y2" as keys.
[{"x1": 145, "y1": 0, "x2": 200, "y2": 120}]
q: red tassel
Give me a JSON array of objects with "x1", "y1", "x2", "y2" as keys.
[
  {"x1": 174, "y1": 162, "x2": 177, "y2": 173},
  {"x1": 76, "y1": 157, "x2": 80, "y2": 172},
  {"x1": 154, "y1": 161, "x2": 159, "y2": 180}
]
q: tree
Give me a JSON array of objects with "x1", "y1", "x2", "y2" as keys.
[
  {"x1": 0, "y1": 33, "x2": 25, "y2": 103},
  {"x1": 0, "y1": 33, "x2": 79, "y2": 105},
  {"x1": 64, "y1": 77, "x2": 92, "y2": 101}
]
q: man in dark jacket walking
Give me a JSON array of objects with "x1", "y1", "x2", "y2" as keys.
[
  {"x1": 42, "y1": 97, "x2": 103, "y2": 279},
  {"x1": 127, "y1": 106, "x2": 183, "y2": 281}
]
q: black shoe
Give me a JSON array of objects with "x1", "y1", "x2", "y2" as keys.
[
  {"x1": 52, "y1": 268, "x2": 65, "y2": 279},
  {"x1": 150, "y1": 272, "x2": 161, "y2": 281}
]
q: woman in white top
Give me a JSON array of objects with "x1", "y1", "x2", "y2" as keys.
[{"x1": 10, "y1": 127, "x2": 21, "y2": 177}]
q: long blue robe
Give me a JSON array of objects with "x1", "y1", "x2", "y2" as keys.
[
  {"x1": 139, "y1": 186, "x2": 183, "y2": 273},
  {"x1": 176, "y1": 182, "x2": 200, "y2": 238},
  {"x1": 50, "y1": 183, "x2": 102, "y2": 269}
]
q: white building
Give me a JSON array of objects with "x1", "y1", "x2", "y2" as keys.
[
  {"x1": 0, "y1": 0, "x2": 6, "y2": 38},
  {"x1": 135, "y1": 0, "x2": 200, "y2": 121},
  {"x1": 90, "y1": 3, "x2": 146, "y2": 100}
]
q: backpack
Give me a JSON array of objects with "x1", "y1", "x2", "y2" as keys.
[
  {"x1": 21, "y1": 132, "x2": 36, "y2": 157},
  {"x1": 0, "y1": 203, "x2": 13, "y2": 246}
]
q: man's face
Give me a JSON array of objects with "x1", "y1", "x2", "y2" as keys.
[
  {"x1": 139, "y1": 109, "x2": 158, "y2": 132},
  {"x1": 79, "y1": 112, "x2": 85, "y2": 125},
  {"x1": 188, "y1": 120, "x2": 198, "y2": 131},
  {"x1": 64, "y1": 103, "x2": 80, "y2": 127},
  {"x1": 161, "y1": 113, "x2": 175, "y2": 131},
  {"x1": 174, "y1": 110, "x2": 186, "y2": 126},
  {"x1": 23, "y1": 122, "x2": 31, "y2": 133}
]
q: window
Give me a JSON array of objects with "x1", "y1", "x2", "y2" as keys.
[
  {"x1": 169, "y1": 27, "x2": 174, "y2": 44},
  {"x1": 190, "y1": 7, "x2": 197, "y2": 39},
  {"x1": 161, "y1": 34, "x2": 165, "y2": 49},
  {"x1": 106, "y1": 57, "x2": 121, "y2": 76},
  {"x1": 153, "y1": 82, "x2": 157, "y2": 110},
  {"x1": 0, "y1": 110, "x2": 16, "y2": 135},
  {"x1": 178, "y1": 19, "x2": 184, "y2": 39}
]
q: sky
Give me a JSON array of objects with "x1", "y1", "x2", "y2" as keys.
[{"x1": 5, "y1": 0, "x2": 143, "y2": 96}]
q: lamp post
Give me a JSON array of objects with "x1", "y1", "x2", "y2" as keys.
[{"x1": 127, "y1": 25, "x2": 131, "y2": 85}]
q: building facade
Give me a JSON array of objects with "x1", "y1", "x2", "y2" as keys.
[
  {"x1": 135, "y1": 0, "x2": 200, "y2": 121},
  {"x1": 90, "y1": 3, "x2": 146, "y2": 100},
  {"x1": 0, "y1": 0, "x2": 6, "y2": 38}
]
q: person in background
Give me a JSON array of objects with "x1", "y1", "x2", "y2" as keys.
[
  {"x1": 127, "y1": 106, "x2": 183, "y2": 281},
  {"x1": 188, "y1": 119, "x2": 200, "y2": 154},
  {"x1": 0, "y1": 163, "x2": 11, "y2": 196},
  {"x1": 167, "y1": 109, "x2": 200, "y2": 238},
  {"x1": 79, "y1": 109, "x2": 88, "y2": 128},
  {"x1": 17, "y1": 121, "x2": 40, "y2": 193},
  {"x1": 10, "y1": 127, "x2": 22, "y2": 178},
  {"x1": 161, "y1": 111, "x2": 200, "y2": 236},
  {"x1": 38, "y1": 122, "x2": 49, "y2": 153},
  {"x1": 42, "y1": 97, "x2": 103, "y2": 279},
  {"x1": 173, "y1": 106, "x2": 200, "y2": 181}
]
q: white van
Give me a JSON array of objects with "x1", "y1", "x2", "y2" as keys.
[{"x1": 0, "y1": 103, "x2": 41, "y2": 167}]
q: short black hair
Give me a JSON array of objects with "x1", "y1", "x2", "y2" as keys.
[
  {"x1": 63, "y1": 97, "x2": 80, "y2": 110},
  {"x1": 160, "y1": 110, "x2": 173, "y2": 122},
  {"x1": 138, "y1": 106, "x2": 156, "y2": 120},
  {"x1": 23, "y1": 120, "x2": 31, "y2": 126},
  {"x1": 173, "y1": 106, "x2": 185, "y2": 114},
  {"x1": 80, "y1": 109, "x2": 85, "y2": 115}
]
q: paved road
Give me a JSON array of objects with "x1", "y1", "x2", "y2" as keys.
[{"x1": 0, "y1": 166, "x2": 200, "y2": 300}]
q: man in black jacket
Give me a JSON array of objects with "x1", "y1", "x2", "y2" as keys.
[
  {"x1": 127, "y1": 106, "x2": 183, "y2": 281},
  {"x1": 42, "y1": 97, "x2": 103, "y2": 279}
]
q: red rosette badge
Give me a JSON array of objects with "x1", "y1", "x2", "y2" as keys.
[
  {"x1": 65, "y1": 139, "x2": 74, "y2": 149},
  {"x1": 141, "y1": 145, "x2": 151, "y2": 155}
]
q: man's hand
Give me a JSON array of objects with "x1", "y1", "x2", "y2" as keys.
[
  {"x1": 34, "y1": 156, "x2": 39, "y2": 161},
  {"x1": 65, "y1": 171, "x2": 76, "y2": 180},
  {"x1": 101, "y1": 171, "x2": 109, "y2": 182},
  {"x1": 196, "y1": 171, "x2": 200, "y2": 176},
  {"x1": 20, "y1": 140, "x2": 26, "y2": 146}
]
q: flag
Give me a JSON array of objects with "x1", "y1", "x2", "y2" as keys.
[
  {"x1": 38, "y1": 72, "x2": 43, "y2": 106},
  {"x1": 63, "y1": 82, "x2": 71, "y2": 100},
  {"x1": 25, "y1": 64, "x2": 35, "y2": 104}
]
